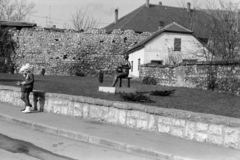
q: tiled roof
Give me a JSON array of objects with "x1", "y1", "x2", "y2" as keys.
[
  {"x1": 126, "y1": 22, "x2": 193, "y2": 54},
  {"x1": 0, "y1": 21, "x2": 36, "y2": 28},
  {"x1": 104, "y1": 3, "x2": 211, "y2": 38}
]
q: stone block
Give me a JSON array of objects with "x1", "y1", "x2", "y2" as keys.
[
  {"x1": 127, "y1": 110, "x2": 139, "y2": 119},
  {"x1": 172, "y1": 119, "x2": 185, "y2": 127},
  {"x1": 196, "y1": 122, "x2": 208, "y2": 132},
  {"x1": 33, "y1": 123, "x2": 58, "y2": 135},
  {"x1": 112, "y1": 102, "x2": 129, "y2": 110},
  {"x1": 62, "y1": 100, "x2": 69, "y2": 106},
  {"x1": 209, "y1": 116, "x2": 230, "y2": 126},
  {"x1": 195, "y1": 133, "x2": 208, "y2": 142},
  {"x1": 126, "y1": 118, "x2": 137, "y2": 128},
  {"x1": 99, "y1": 106, "x2": 109, "y2": 121},
  {"x1": 209, "y1": 124, "x2": 223, "y2": 136},
  {"x1": 119, "y1": 110, "x2": 127, "y2": 125},
  {"x1": 53, "y1": 105, "x2": 61, "y2": 114},
  {"x1": 224, "y1": 127, "x2": 240, "y2": 149},
  {"x1": 185, "y1": 122, "x2": 196, "y2": 140},
  {"x1": 76, "y1": 134, "x2": 89, "y2": 143},
  {"x1": 54, "y1": 100, "x2": 63, "y2": 105},
  {"x1": 229, "y1": 119, "x2": 240, "y2": 127},
  {"x1": 89, "y1": 136, "x2": 126, "y2": 151},
  {"x1": 99, "y1": 86, "x2": 115, "y2": 93},
  {"x1": 158, "y1": 116, "x2": 172, "y2": 125},
  {"x1": 58, "y1": 129, "x2": 77, "y2": 140},
  {"x1": 171, "y1": 127, "x2": 185, "y2": 138},
  {"x1": 67, "y1": 106, "x2": 74, "y2": 116},
  {"x1": 60, "y1": 106, "x2": 68, "y2": 115},
  {"x1": 45, "y1": 99, "x2": 53, "y2": 112},
  {"x1": 158, "y1": 124, "x2": 170, "y2": 133},
  {"x1": 83, "y1": 103, "x2": 90, "y2": 118},
  {"x1": 136, "y1": 120, "x2": 148, "y2": 130},
  {"x1": 73, "y1": 102, "x2": 83, "y2": 118},
  {"x1": 139, "y1": 111, "x2": 149, "y2": 120},
  {"x1": 107, "y1": 107, "x2": 119, "y2": 124},
  {"x1": 89, "y1": 105, "x2": 101, "y2": 120},
  {"x1": 148, "y1": 115, "x2": 158, "y2": 132},
  {"x1": 208, "y1": 135, "x2": 223, "y2": 145}
]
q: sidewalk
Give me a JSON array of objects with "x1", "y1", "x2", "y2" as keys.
[{"x1": 0, "y1": 102, "x2": 240, "y2": 160}]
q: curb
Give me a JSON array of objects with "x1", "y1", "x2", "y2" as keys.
[{"x1": 0, "y1": 113, "x2": 179, "y2": 160}]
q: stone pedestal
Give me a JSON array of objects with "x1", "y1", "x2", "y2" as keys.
[
  {"x1": 99, "y1": 86, "x2": 136, "y2": 94},
  {"x1": 115, "y1": 87, "x2": 136, "y2": 93},
  {"x1": 99, "y1": 86, "x2": 116, "y2": 93}
]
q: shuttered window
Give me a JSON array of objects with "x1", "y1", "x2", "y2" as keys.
[
  {"x1": 174, "y1": 38, "x2": 181, "y2": 51},
  {"x1": 138, "y1": 59, "x2": 140, "y2": 71},
  {"x1": 131, "y1": 61, "x2": 133, "y2": 72}
]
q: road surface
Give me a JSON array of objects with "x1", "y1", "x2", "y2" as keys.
[{"x1": 0, "y1": 119, "x2": 156, "y2": 160}]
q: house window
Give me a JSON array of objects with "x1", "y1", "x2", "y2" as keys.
[
  {"x1": 151, "y1": 60, "x2": 163, "y2": 65},
  {"x1": 131, "y1": 61, "x2": 133, "y2": 72},
  {"x1": 138, "y1": 59, "x2": 140, "y2": 70},
  {"x1": 174, "y1": 38, "x2": 181, "y2": 51}
]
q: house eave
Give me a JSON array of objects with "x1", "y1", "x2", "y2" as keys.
[{"x1": 126, "y1": 45, "x2": 145, "y2": 54}]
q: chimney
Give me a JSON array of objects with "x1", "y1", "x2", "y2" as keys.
[
  {"x1": 115, "y1": 8, "x2": 118, "y2": 24},
  {"x1": 146, "y1": 0, "x2": 149, "y2": 7},
  {"x1": 159, "y1": 1, "x2": 162, "y2": 6},
  {"x1": 158, "y1": 21, "x2": 165, "y2": 30},
  {"x1": 187, "y1": 2, "x2": 191, "y2": 12}
]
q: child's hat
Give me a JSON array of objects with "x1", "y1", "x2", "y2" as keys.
[{"x1": 19, "y1": 63, "x2": 30, "y2": 73}]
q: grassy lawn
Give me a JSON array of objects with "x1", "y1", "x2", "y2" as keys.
[{"x1": 0, "y1": 73, "x2": 240, "y2": 119}]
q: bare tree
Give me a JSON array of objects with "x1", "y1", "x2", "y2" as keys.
[
  {"x1": 173, "y1": 0, "x2": 240, "y2": 61},
  {"x1": 0, "y1": 0, "x2": 35, "y2": 22},
  {"x1": 0, "y1": 27, "x2": 18, "y2": 73},
  {"x1": 71, "y1": 7, "x2": 98, "y2": 31},
  {"x1": 205, "y1": 0, "x2": 240, "y2": 60},
  {"x1": 166, "y1": 47, "x2": 183, "y2": 65}
]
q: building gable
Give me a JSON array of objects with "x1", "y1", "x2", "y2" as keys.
[
  {"x1": 126, "y1": 22, "x2": 193, "y2": 54},
  {"x1": 104, "y1": 2, "x2": 211, "y2": 38}
]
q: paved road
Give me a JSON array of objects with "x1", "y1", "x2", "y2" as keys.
[
  {"x1": 0, "y1": 119, "x2": 156, "y2": 160},
  {"x1": 0, "y1": 148, "x2": 40, "y2": 160}
]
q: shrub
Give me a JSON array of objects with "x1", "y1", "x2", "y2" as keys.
[
  {"x1": 40, "y1": 68, "x2": 45, "y2": 76},
  {"x1": 150, "y1": 89, "x2": 175, "y2": 96},
  {"x1": 119, "y1": 92, "x2": 152, "y2": 103},
  {"x1": 141, "y1": 76, "x2": 157, "y2": 85},
  {"x1": 75, "y1": 71, "x2": 85, "y2": 76}
]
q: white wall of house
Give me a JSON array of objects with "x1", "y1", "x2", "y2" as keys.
[
  {"x1": 128, "y1": 48, "x2": 144, "y2": 78},
  {"x1": 128, "y1": 32, "x2": 209, "y2": 78}
]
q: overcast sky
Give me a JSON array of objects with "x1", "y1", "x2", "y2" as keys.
[{"x1": 27, "y1": 0, "x2": 240, "y2": 29}]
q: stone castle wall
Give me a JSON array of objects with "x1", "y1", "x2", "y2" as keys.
[{"x1": 13, "y1": 28, "x2": 151, "y2": 76}]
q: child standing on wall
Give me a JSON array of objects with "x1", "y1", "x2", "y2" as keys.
[{"x1": 17, "y1": 63, "x2": 35, "y2": 113}]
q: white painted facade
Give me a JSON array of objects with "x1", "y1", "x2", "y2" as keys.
[{"x1": 128, "y1": 32, "x2": 209, "y2": 78}]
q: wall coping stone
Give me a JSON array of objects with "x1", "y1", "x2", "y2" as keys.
[
  {"x1": 141, "y1": 61, "x2": 240, "y2": 68},
  {"x1": 1, "y1": 84, "x2": 240, "y2": 127}
]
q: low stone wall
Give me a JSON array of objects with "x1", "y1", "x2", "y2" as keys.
[
  {"x1": 140, "y1": 61, "x2": 240, "y2": 95},
  {"x1": 0, "y1": 85, "x2": 240, "y2": 150},
  {"x1": 140, "y1": 64, "x2": 177, "y2": 86}
]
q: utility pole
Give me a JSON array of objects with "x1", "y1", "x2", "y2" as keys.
[
  {"x1": 48, "y1": 6, "x2": 53, "y2": 27},
  {"x1": 46, "y1": 16, "x2": 48, "y2": 27}
]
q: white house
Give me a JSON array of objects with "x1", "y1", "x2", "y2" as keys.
[{"x1": 126, "y1": 22, "x2": 210, "y2": 78}]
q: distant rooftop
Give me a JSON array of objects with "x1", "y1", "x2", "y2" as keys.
[
  {"x1": 0, "y1": 21, "x2": 37, "y2": 29},
  {"x1": 104, "y1": 2, "x2": 211, "y2": 38}
]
